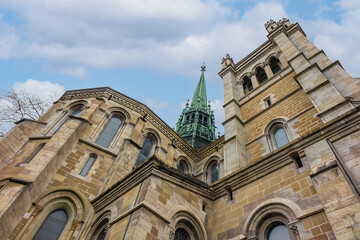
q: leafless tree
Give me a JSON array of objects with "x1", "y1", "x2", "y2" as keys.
[{"x1": 0, "y1": 89, "x2": 60, "y2": 137}]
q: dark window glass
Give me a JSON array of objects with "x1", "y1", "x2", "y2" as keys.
[
  {"x1": 274, "y1": 127, "x2": 289, "y2": 148},
  {"x1": 177, "y1": 163, "x2": 185, "y2": 173},
  {"x1": 33, "y1": 209, "x2": 68, "y2": 240},
  {"x1": 174, "y1": 228, "x2": 190, "y2": 240},
  {"x1": 97, "y1": 228, "x2": 107, "y2": 240},
  {"x1": 80, "y1": 156, "x2": 96, "y2": 176},
  {"x1": 25, "y1": 143, "x2": 45, "y2": 164},
  {"x1": 70, "y1": 109, "x2": 82, "y2": 117},
  {"x1": 134, "y1": 137, "x2": 154, "y2": 167},
  {"x1": 210, "y1": 164, "x2": 219, "y2": 183},
  {"x1": 270, "y1": 57, "x2": 281, "y2": 75},
  {"x1": 96, "y1": 116, "x2": 122, "y2": 148},
  {"x1": 256, "y1": 67, "x2": 268, "y2": 84},
  {"x1": 243, "y1": 76, "x2": 253, "y2": 94},
  {"x1": 266, "y1": 98, "x2": 272, "y2": 107},
  {"x1": 267, "y1": 224, "x2": 290, "y2": 240},
  {"x1": 204, "y1": 117, "x2": 208, "y2": 122}
]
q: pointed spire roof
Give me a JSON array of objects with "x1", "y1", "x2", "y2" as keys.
[
  {"x1": 190, "y1": 64, "x2": 208, "y2": 110},
  {"x1": 176, "y1": 64, "x2": 216, "y2": 150}
]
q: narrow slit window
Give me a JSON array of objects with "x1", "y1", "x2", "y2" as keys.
[
  {"x1": 265, "y1": 98, "x2": 272, "y2": 107},
  {"x1": 80, "y1": 155, "x2": 96, "y2": 176},
  {"x1": 290, "y1": 152, "x2": 303, "y2": 168},
  {"x1": 210, "y1": 164, "x2": 219, "y2": 183},
  {"x1": 25, "y1": 143, "x2": 45, "y2": 164},
  {"x1": 96, "y1": 116, "x2": 122, "y2": 148}
]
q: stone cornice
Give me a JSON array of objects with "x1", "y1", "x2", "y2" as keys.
[
  {"x1": 212, "y1": 108, "x2": 360, "y2": 197},
  {"x1": 91, "y1": 155, "x2": 213, "y2": 212},
  {"x1": 79, "y1": 138, "x2": 118, "y2": 157},
  {"x1": 15, "y1": 118, "x2": 47, "y2": 125},
  {"x1": 60, "y1": 87, "x2": 224, "y2": 162},
  {"x1": 234, "y1": 41, "x2": 275, "y2": 75}
]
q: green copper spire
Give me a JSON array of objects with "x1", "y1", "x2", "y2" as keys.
[
  {"x1": 176, "y1": 64, "x2": 216, "y2": 150},
  {"x1": 190, "y1": 64, "x2": 208, "y2": 110}
]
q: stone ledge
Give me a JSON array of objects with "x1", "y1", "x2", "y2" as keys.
[
  {"x1": 79, "y1": 139, "x2": 118, "y2": 157},
  {"x1": 309, "y1": 159, "x2": 337, "y2": 177},
  {"x1": 14, "y1": 118, "x2": 47, "y2": 125}
]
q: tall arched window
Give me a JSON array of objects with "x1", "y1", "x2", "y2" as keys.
[
  {"x1": 96, "y1": 115, "x2": 122, "y2": 148},
  {"x1": 243, "y1": 76, "x2": 253, "y2": 94},
  {"x1": 24, "y1": 143, "x2": 45, "y2": 164},
  {"x1": 269, "y1": 57, "x2": 282, "y2": 75},
  {"x1": 256, "y1": 67, "x2": 268, "y2": 84},
  {"x1": 174, "y1": 228, "x2": 190, "y2": 240},
  {"x1": 211, "y1": 164, "x2": 219, "y2": 183},
  {"x1": 274, "y1": 127, "x2": 289, "y2": 148},
  {"x1": 80, "y1": 155, "x2": 96, "y2": 176},
  {"x1": 51, "y1": 105, "x2": 84, "y2": 135},
  {"x1": 267, "y1": 223, "x2": 291, "y2": 240},
  {"x1": 177, "y1": 159, "x2": 190, "y2": 174},
  {"x1": 33, "y1": 209, "x2": 68, "y2": 240},
  {"x1": 134, "y1": 136, "x2": 154, "y2": 167}
]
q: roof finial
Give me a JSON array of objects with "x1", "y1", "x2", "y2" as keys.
[{"x1": 201, "y1": 63, "x2": 206, "y2": 72}]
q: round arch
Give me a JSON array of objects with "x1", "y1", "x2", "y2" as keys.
[
  {"x1": 177, "y1": 155, "x2": 193, "y2": 174},
  {"x1": 22, "y1": 187, "x2": 90, "y2": 240},
  {"x1": 106, "y1": 106, "x2": 131, "y2": 122},
  {"x1": 168, "y1": 209, "x2": 207, "y2": 240},
  {"x1": 63, "y1": 99, "x2": 91, "y2": 111},
  {"x1": 243, "y1": 198, "x2": 302, "y2": 240}
]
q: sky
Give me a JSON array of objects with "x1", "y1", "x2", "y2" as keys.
[{"x1": 0, "y1": 0, "x2": 360, "y2": 134}]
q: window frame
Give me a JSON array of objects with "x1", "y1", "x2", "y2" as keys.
[
  {"x1": 79, "y1": 154, "x2": 97, "y2": 176},
  {"x1": 134, "y1": 134, "x2": 157, "y2": 167},
  {"x1": 266, "y1": 121, "x2": 292, "y2": 152},
  {"x1": 269, "y1": 57, "x2": 282, "y2": 75},
  {"x1": 33, "y1": 209, "x2": 68, "y2": 240},
  {"x1": 95, "y1": 114, "x2": 124, "y2": 148}
]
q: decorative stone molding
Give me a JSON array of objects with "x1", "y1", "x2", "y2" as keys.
[{"x1": 32, "y1": 205, "x2": 43, "y2": 217}]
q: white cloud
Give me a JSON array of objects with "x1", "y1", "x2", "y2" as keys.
[
  {"x1": 13, "y1": 79, "x2": 65, "y2": 100},
  {"x1": 0, "y1": 1, "x2": 287, "y2": 79},
  {"x1": 143, "y1": 98, "x2": 169, "y2": 110}
]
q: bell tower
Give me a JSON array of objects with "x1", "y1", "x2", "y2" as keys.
[{"x1": 176, "y1": 64, "x2": 216, "y2": 150}]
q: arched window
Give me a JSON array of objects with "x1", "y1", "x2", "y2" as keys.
[
  {"x1": 24, "y1": 143, "x2": 45, "y2": 164},
  {"x1": 243, "y1": 76, "x2": 253, "y2": 94},
  {"x1": 174, "y1": 228, "x2": 191, "y2": 240},
  {"x1": 274, "y1": 127, "x2": 289, "y2": 148},
  {"x1": 33, "y1": 209, "x2": 68, "y2": 240},
  {"x1": 96, "y1": 228, "x2": 107, "y2": 240},
  {"x1": 269, "y1": 57, "x2": 282, "y2": 75},
  {"x1": 51, "y1": 105, "x2": 84, "y2": 135},
  {"x1": 177, "y1": 159, "x2": 190, "y2": 174},
  {"x1": 267, "y1": 223, "x2": 291, "y2": 240},
  {"x1": 96, "y1": 115, "x2": 122, "y2": 148},
  {"x1": 210, "y1": 164, "x2": 219, "y2": 183},
  {"x1": 256, "y1": 67, "x2": 268, "y2": 84},
  {"x1": 80, "y1": 155, "x2": 96, "y2": 176},
  {"x1": 134, "y1": 136, "x2": 154, "y2": 167},
  {"x1": 177, "y1": 163, "x2": 185, "y2": 173}
]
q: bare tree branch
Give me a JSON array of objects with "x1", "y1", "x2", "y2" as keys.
[{"x1": 0, "y1": 89, "x2": 60, "y2": 137}]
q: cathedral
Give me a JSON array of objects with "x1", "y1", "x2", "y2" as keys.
[{"x1": 0, "y1": 18, "x2": 360, "y2": 240}]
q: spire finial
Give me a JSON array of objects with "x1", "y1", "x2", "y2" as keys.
[{"x1": 201, "y1": 63, "x2": 206, "y2": 72}]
